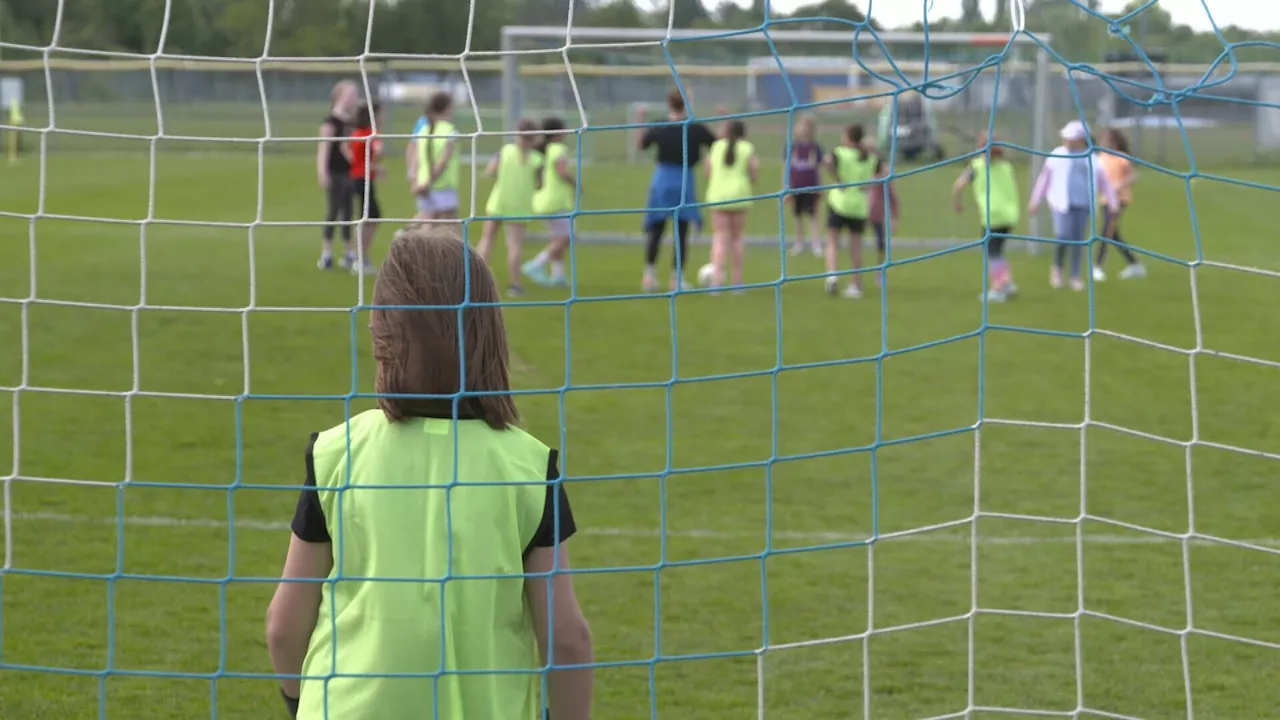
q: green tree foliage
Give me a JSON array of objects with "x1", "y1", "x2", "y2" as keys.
[
  {"x1": 0, "y1": 0, "x2": 1273, "y2": 62},
  {"x1": 585, "y1": 0, "x2": 649, "y2": 28},
  {"x1": 670, "y1": 0, "x2": 712, "y2": 28},
  {"x1": 993, "y1": 0, "x2": 1010, "y2": 31},
  {"x1": 785, "y1": 0, "x2": 874, "y2": 28},
  {"x1": 961, "y1": 0, "x2": 986, "y2": 29}
]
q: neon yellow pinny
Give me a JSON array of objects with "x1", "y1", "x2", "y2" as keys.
[
  {"x1": 416, "y1": 119, "x2": 459, "y2": 191},
  {"x1": 485, "y1": 144, "x2": 543, "y2": 220},
  {"x1": 704, "y1": 138, "x2": 756, "y2": 212},
  {"x1": 969, "y1": 156, "x2": 1020, "y2": 229},
  {"x1": 827, "y1": 146, "x2": 879, "y2": 220},
  {"x1": 532, "y1": 142, "x2": 574, "y2": 216},
  {"x1": 297, "y1": 409, "x2": 552, "y2": 720}
]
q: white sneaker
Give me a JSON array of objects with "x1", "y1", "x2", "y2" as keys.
[
  {"x1": 1050, "y1": 266, "x2": 1063, "y2": 289},
  {"x1": 642, "y1": 274, "x2": 659, "y2": 292},
  {"x1": 1004, "y1": 282, "x2": 1019, "y2": 298},
  {"x1": 825, "y1": 276, "x2": 839, "y2": 296},
  {"x1": 338, "y1": 253, "x2": 355, "y2": 270},
  {"x1": 811, "y1": 244, "x2": 824, "y2": 258},
  {"x1": 1119, "y1": 264, "x2": 1147, "y2": 279},
  {"x1": 789, "y1": 243, "x2": 806, "y2": 257},
  {"x1": 1070, "y1": 277, "x2": 1085, "y2": 292},
  {"x1": 982, "y1": 288, "x2": 1007, "y2": 303},
  {"x1": 351, "y1": 262, "x2": 377, "y2": 277},
  {"x1": 1092, "y1": 266, "x2": 1107, "y2": 282},
  {"x1": 842, "y1": 284, "x2": 863, "y2": 299}
]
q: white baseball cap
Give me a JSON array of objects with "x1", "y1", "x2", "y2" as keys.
[{"x1": 1060, "y1": 120, "x2": 1089, "y2": 141}]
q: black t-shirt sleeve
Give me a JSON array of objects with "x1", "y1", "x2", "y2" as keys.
[
  {"x1": 291, "y1": 432, "x2": 332, "y2": 543},
  {"x1": 640, "y1": 127, "x2": 656, "y2": 150},
  {"x1": 524, "y1": 449, "x2": 577, "y2": 556}
]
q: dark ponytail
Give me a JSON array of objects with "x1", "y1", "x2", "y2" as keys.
[
  {"x1": 1108, "y1": 129, "x2": 1131, "y2": 154},
  {"x1": 424, "y1": 91, "x2": 452, "y2": 173},
  {"x1": 539, "y1": 116, "x2": 566, "y2": 155},
  {"x1": 723, "y1": 120, "x2": 746, "y2": 167},
  {"x1": 354, "y1": 103, "x2": 373, "y2": 130},
  {"x1": 848, "y1": 123, "x2": 867, "y2": 162}
]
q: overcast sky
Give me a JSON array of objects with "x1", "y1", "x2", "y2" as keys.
[{"x1": 735, "y1": 0, "x2": 1280, "y2": 33}]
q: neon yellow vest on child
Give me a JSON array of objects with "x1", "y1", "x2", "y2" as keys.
[
  {"x1": 299, "y1": 409, "x2": 552, "y2": 720},
  {"x1": 970, "y1": 157, "x2": 1020, "y2": 229},
  {"x1": 416, "y1": 120, "x2": 459, "y2": 191},
  {"x1": 704, "y1": 138, "x2": 756, "y2": 212},
  {"x1": 827, "y1": 146, "x2": 879, "y2": 219},
  {"x1": 486, "y1": 144, "x2": 543, "y2": 218},
  {"x1": 532, "y1": 142, "x2": 574, "y2": 215}
]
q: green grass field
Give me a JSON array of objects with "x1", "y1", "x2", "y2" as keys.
[{"x1": 2, "y1": 129, "x2": 1280, "y2": 720}]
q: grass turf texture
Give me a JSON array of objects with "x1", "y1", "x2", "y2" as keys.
[{"x1": 1, "y1": 145, "x2": 1279, "y2": 719}]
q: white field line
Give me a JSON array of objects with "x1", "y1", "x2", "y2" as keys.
[{"x1": 10, "y1": 511, "x2": 1280, "y2": 548}]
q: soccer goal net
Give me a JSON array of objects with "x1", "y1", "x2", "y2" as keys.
[
  {"x1": 500, "y1": 26, "x2": 1053, "y2": 166},
  {"x1": 3, "y1": 0, "x2": 1280, "y2": 718}
]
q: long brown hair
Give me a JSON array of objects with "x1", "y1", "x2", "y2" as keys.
[
  {"x1": 1104, "y1": 128, "x2": 1131, "y2": 154},
  {"x1": 371, "y1": 226, "x2": 519, "y2": 429},
  {"x1": 424, "y1": 91, "x2": 453, "y2": 175},
  {"x1": 723, "y1": 120, "x2": 746, "y2": 167},
  {"x1": 538, "y1": 116, "x2": 566, "y2": 155},
  {"x1": 847, "y1": 123, "x2": 869, "y2": 161},
  {"x1": 666, "y1": 87, "x2": 686, "y2": 117},
  {"x1": 515, "y1": 117, "x2": 538, "y2": 160}
]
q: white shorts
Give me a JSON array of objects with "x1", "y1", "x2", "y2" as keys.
[
  {"x1": 416, "y1": 189, "x2": 459, "y2": 215},
  {"x1": 545, "y1": 218, "x2": 571, "y2": 237}
]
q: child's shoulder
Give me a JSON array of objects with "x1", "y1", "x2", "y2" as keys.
[
  {"x1": 466, "y1": 423, "x2": 554, "y2": 467},
  {"x1": 498, "y1": 424, "x2": 552, "y2": 451},
  {"x1": 313, "y1": 409, "x2": 384, "y2": 452}
]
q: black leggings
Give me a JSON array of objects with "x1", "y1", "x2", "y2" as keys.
[
  {"x1": 986, "y1": 226, "x2": 1013, "y2": 259},
  {"x1": 645, "y1": 218, "x2": 691, "y2": 271},
  {"x1": 323, "y1": 176, "x2": 353, "y2": 241},
  {"x1": 1096, "y1": 207, "x2": 1137, "y2": 265}
]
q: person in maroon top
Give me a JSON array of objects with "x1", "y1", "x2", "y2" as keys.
[
  {"x1": 866, "y1": 155, "x2": 899, "y2": 287},
  {"x1": 785, "y1": 114, "x2": 824, "y2": 258}
]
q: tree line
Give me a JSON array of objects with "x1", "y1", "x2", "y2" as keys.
[{"x1": 1, "y1": 0, "x2": 1274, "y2": 64}]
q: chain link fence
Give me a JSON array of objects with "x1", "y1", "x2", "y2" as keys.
[{"x1": 3, "y1": 53, "x2": 1278, "y2": 168}]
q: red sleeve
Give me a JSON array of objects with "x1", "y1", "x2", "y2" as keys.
[
  {"x1": 349, "y1": 129, "x2": 373, "y2": 179},
  {"x1": 889, "y1": 181, "x2": 900, "y2": 219}
]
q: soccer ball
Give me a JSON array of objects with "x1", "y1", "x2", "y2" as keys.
[{"x1": 697, "y1": 263, "x2": 716, "y2": 287}]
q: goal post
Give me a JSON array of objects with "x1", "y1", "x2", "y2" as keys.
[{"x1": 499, "y1": 25, "x2": 1053, "y2": 239}]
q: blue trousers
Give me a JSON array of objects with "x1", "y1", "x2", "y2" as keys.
[
  {"x1": 643, "y1": 163, "x2": 701, "y2": 231},
  {"x1": 1052, "y1": 207, "x2": 1092, "y2": 277}
]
